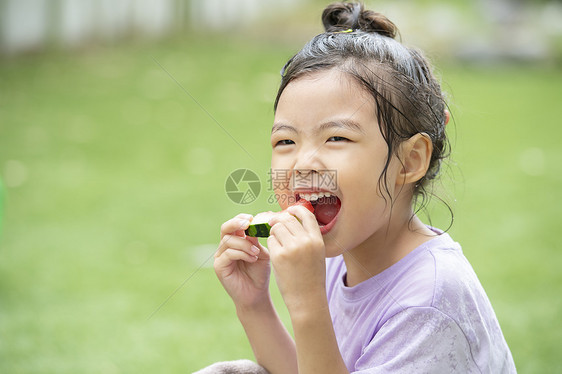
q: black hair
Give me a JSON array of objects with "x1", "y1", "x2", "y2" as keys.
[{"x1": 274, "y1": 2, "x2": 452, "y2": 227}]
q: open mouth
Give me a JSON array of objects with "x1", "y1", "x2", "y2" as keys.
[{"x1": 296, "y1": 192, "x2": 341, "y2": 234}]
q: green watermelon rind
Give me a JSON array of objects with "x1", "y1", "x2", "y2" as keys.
[{"x1": 245, "y1": 223, "x2": 272, "y2": 237}]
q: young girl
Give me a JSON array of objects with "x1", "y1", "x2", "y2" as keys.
[{"x1": 203, "y1": 2, "x2": 516, "y2": 373}]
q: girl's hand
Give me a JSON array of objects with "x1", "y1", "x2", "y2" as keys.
[
  {"x1": 267, "y1": 205, "x2": 327, "y2": 315},
  {"x1": 214, "y1": 214, "x2": 271, "y2": 310}
]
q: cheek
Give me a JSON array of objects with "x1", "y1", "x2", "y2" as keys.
[
  {"x1": 338, "y1": 156, "x2": 382, "y2": 196},
  {"x1": 338, "y1": 166, "x2": 392, "y2": 220},
  {"x1": 342, "y1": 150, "x2": 399, "y2": 199}
]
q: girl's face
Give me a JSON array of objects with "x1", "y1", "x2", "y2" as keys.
[{"x1": 271, "y1": 69, "x2": 403, "y2": 257}]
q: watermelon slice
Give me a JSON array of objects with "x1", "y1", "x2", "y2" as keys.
[{"x1": 245, "y1": 199, "x2": 314, "y2": 237}]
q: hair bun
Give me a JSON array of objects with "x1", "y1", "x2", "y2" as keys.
[{"x1": 321, "y1": 2, "x2": 397, "y2": 39}]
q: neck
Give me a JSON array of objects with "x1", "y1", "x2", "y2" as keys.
[{"x1": 342, "y1": 212, "x2": 435, "y2": 287}]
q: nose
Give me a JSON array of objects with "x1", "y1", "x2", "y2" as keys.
[
  {"x1": 292, "y1": 147, "x2": 325, "y2": 189},
  {"x1": 293, "y1": 146, "x2": 323, "y2": 175}
]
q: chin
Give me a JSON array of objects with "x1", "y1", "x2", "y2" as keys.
[{"x1": 322, "y1": 232, "x2": 350, "y2": 258}]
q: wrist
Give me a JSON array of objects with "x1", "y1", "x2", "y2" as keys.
[
  {"x1": 285, "y1": 287, "x2": 329, "y2": 323},
  {"x1": 235, "y1": 295, "x2": 275, "y2": 320}
]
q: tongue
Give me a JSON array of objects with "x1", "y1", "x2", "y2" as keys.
[{"x1": 314, "y1": 197, "x2": 341, "y2": 225}]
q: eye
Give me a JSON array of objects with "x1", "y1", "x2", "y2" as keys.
[
  {"x1": 327, "y1": 136, "x2": 349, "y2": 142},
  {"x1": 275, "y1": 139, "x2": 295, "y2": 146}
]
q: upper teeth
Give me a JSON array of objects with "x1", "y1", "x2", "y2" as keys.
[{"x1": 299, "y1": 192, "x2": 334, "y2": 202}]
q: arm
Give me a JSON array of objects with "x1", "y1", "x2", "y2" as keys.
[
  {"x1": 268, "y1": 206, "x2": 349, "y2": 374},
  {"x1": 214, "y1": 214, "x2": 298, "y2": 373},
  {"x1": 290, "y1": 293, "x2": 349, "y2": 374},
  {"x1": 236, "y1": 299, "x2": 298, "y2": 374}
]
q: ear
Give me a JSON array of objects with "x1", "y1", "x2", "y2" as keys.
[
  {"x1": 396, "y1": 133, "x2": 433, "y2": 186},
  {"x1": 444, "y1": 109, "x2": 450, "y2": 125}
]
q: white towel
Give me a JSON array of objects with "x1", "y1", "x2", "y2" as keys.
[{"x1": 193, "y1": 359, "x2": 269, "y2": 374}]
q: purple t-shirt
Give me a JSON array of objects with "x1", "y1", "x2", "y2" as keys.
[{"x1": 325, "y1": 231, "x2": 516, "y2": 373}]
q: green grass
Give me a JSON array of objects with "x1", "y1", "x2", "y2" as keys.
[
  {"x1": 1, "y1": 36, "x2": 561, "y2": 373},
  {"x1": 441, "y1": 65, "x2": 562, "y2": 372}
]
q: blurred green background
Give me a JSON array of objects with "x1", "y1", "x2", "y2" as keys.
[{"x1": 1, "y1": 0, "x2": 561, "y2": 373}]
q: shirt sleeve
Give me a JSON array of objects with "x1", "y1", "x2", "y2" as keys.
[{"x1": 353, "y1": 307, "x2": 480, "y2": 374}]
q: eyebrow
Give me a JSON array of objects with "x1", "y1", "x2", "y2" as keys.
[
  {"x1": 271, "y1": 119, "x2": 365, "y2": 135},
  {"x1": 318, "y1": 119, "x2": 365, "y2": 135},
  {"x1": 271, "y1": 123, "x2": 298, "y2": 134}
]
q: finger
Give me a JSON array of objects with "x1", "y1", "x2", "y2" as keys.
[
  {"x1": 266, "y1": 233, "x2": 281, "y2": 253},
  {"x1": 246, "y1": 236, "x2": 260, "y2": 247},
  {"x1": 216, "y1": 235, "x2": 260, "y2": 258},
  {"x1": 245, "y1": 236, "x2": 270, "y2": 260},
  {"x1": 286, "y1": 205, "x2": 321, "y2": 234},
  {"x1": 216, "y1": 235, "x2": 259, "y2": 258},
  {"x1": 220, "y1": 215, "x2": 252, "y2": 239},
  {"x1": 269, "y1": 221, "x2": 294, "y2": 247},
  {"x1": 269, "y1": 211, "x2": 302, "y2": 236},
  {"x1": 214, "y1": 248, "x2": 258, "y2": 271},
  {"x1": 256, "y1": 245, "x2": 270, "y2": 260}
]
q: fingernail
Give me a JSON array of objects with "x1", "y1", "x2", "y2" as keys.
[
  {"x1": 239, "y1": 219, "x2": 250, "y2": 228},
  {"x1": 251, "y1": 245, "x2": 260, "y2": 254}
]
